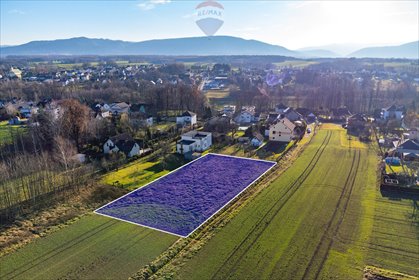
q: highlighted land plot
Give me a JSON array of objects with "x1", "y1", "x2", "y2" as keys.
[{"x1": 95, "y1": 154, "x2": 276, "y2": 237}]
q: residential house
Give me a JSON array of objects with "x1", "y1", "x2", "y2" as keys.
[
  {"x1": 295, "y1": 108, "x2": 317, "y2": 123},
  {"x1": 283, "y1": 107, "x2": 303, "y2": 122},
  {"x1": 234, "y1": 106, "x2": 257, "y2": 124},
  {"x1": 269, "y1": 117, "x2": 296, "y2": 142},
  {"x1": 381, "y1": 105, "x2": 405, "y2": 121},
  {"x1": 103, "y1": 134, "x2": 142, "y2": 158},
  {"x1": 395, "y1": 139, "x2": 419, "y2": 155},
  {"x1": 222, "y1": 105, "x2": 236, "y2": 117},
  {"x1": 109, "y1": 102, "x2": 130, "y2": 115},
  {"x1": 251, "y1": 132, "x2": 264, "y2": 147},
  {"x1": 275, "y1": 103, "x2": 289, "y2": 114},
  {"x1": 264, "y1": 113, "x2": 281, "y2": 136},
  {"x1": 14, "y1": 101, "x2": 38, "y2": 118},
  {"x1": 176, "y1": 111, "x2": 197, "y2": 127},
  {"x1": 176, "y1": 131, "x2": 212, "y2": 155}
]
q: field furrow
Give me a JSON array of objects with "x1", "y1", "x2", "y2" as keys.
[{"x1": 210, "y1": 131, "x2": 332, "y2": 280}]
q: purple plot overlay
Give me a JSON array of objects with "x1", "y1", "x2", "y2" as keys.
[{"x1": 95, "y1": 154, "x2": 276, "y2": 237}]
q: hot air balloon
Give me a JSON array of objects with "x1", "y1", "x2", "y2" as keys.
[{"x1": 195, "y1": 0, "x2": 224, "y2": 36}]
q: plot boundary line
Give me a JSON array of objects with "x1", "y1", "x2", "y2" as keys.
[
  {"x1": 207, "y1": 153, "x2": 278, "y2": 164},
  {"x1": 94, "y1": 153, "x2": 276, "y2": 238},
  {"x1": 182, "y1": 158, "x2": 276, "y2": 238}
]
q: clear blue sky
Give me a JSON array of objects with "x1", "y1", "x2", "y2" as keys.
[{"x1": 1, "y1": 0, "x2": 418, "y2": 51}]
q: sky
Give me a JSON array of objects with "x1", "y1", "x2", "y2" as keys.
[{"x1": 1, "y1": 0, "x2": 418, "y2": 54}]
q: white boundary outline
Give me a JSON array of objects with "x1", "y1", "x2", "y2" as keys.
[{"x1": 94, "y1": 153, "x2": 276, "y2": 238}]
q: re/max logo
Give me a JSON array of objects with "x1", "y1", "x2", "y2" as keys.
[{"x1": 197, "y1": 9, "x2": 222, "y2": 17}]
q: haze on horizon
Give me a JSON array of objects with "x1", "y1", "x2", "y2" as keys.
[{"x1": 1, "y1": 0, "x2": 418, "y2": 55}]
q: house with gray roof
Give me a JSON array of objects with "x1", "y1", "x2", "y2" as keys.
[
  {"x1": 176, "y1": 111, "x2": 197, "y2": 127},
  {"x1": 176, "y1": 131, "x2": 212, "y2": 156},
  {"x1": 103, "y1": 134, "x2": 142, "y2": 158}
]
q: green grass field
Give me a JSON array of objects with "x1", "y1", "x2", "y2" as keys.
[
  {"x1": 101, "y1": 157, "x2": 181, "y2": 191},
  {"x1": 0, "y1": 215, "x2": 177, "y2": 280},
  {"x1": 149, "y1": 126, "x2": 418, "y2": 279}
]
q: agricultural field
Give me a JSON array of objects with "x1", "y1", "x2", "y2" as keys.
[
  {"x1": 0, "y1": 215, "x2": 177, "y2": 280},
  {"x1": 205, "y1": 90, "x2": 230, "y2": 99},
  {"x1": 204, "y1": 90, "x2": 233, "y2": 108},
  {"x1": 274, "y1": 60, "x2": 319, "y2": 68},
  {"x1": 147, "y1": 125, "x2": 418, "y2": 279},
  {"x1": 96, "y1": 154, "x2": 275, "y2": 237}
]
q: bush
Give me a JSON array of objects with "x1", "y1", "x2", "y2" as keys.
[{"x1": 88, "y1": 184, "x2": 128, "y2": 204}]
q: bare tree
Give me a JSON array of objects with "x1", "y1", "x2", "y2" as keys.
[{"x1": 54, "y1": 136, "x2": 77, "y2": 171}]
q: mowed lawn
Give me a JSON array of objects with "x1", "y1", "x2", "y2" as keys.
[
  {"x1": 101, "y1": 160, "x2": 172, "y2": 191},
  {"x1": 101, "y1": 153, "x2": 185, "y2": 191},
  {"x1": 166, "y1": 126, "x2": 418, "y2": 279},
  {"x1": 0, "y1": 215, "x2": 178, "y2": 280}
]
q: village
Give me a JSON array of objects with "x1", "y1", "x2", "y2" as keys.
[
  {"x1": 0, "y1": 57, "x2": 418, "y2": 280},
  {"x1": 1, "y1": 89, "x2": 418, "y2": 190},
  {"x1": 1, "y1": 57, "x2": 418, "y2": 188}
]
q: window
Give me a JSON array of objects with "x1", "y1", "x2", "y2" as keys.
[{"x1": 272, "y1": 131, "x2": 276, "y2": 134}]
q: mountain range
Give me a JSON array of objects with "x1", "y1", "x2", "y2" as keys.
[
  {"x1": 1, "y1": 36, "x2": 417, "y2": 59},
  {"x1": 349, "y1": 41, "x2": 418, "y2": 59}
]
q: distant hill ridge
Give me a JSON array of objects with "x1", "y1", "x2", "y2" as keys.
[
  {"x1": 349, "y1": 41, "x2": 418, "y2": 59},
  {"x1": 0, "y1": 36, "x2": 297, "y2": 57},
  {"x1": 1, "y1": 36, "x2": 417, "y2": 59}
]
